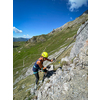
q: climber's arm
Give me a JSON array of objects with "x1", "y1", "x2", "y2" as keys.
[{"x1": 46, "y1": 58, "x2": 53, "y2": 62}]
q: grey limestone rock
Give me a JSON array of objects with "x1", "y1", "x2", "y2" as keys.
[{"x1": 69, "y1": 21, "x2": 88, "y2": 60}]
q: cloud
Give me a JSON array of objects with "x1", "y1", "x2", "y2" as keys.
[
  {"x1": 23, "y1": 35, "x2": 26, "y2": 37},
  {"x1": 13, "y1": 27, "x2": 22, "y2": 33},
  {"x1": 70, "y1": 17, "x2": 72, "y2": 20},
  {"x1": 27, "y1": 34, "x2": 29, "y2": 36},
  {"x1": 23, "y1": 34, "x2": 30, "y2": 38},
  {"x1": 68, "y1": 0, "x2": 88, "y2": 12}
]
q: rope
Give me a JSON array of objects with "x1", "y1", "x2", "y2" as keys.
[
  {"x1": 14, "y1": 21, "x2": 88, "y2": 70},
  {"x1": 13, "y1": 22, "x2": 88, "y2": 77},
  {"x1": 54, "y1": 21, "x2": 88, "y2": 60},
  {"x1": 50, "y1": 21, "x2": 88, "y2": 99}
]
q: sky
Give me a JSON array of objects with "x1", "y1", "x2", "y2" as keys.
[{"x1": 13, "y1": 0, "x2": 88, "y2": 38}]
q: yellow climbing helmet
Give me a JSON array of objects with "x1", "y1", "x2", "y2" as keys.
[{"x1": 41, "y1": 52, "x2": 48, "y2": 58}]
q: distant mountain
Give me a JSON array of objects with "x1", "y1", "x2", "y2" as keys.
[{"x1": 13, "y1": 37, "x2": 30, "y2": 42}]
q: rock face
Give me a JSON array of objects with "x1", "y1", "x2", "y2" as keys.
[
  {"x1": 69, "y1": 21, "x2": 88, "y2": 60},
  {"x1": 35, "y1": 43, "x2": 88, "y2": 100},
  {"x1": 31, "y1": 21, "x2": 88, "y2": 100}
]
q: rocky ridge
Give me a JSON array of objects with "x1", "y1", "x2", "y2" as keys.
[
  {"x1": 27, "y1": 10, "x2": 88, "y2": 43},
  {"x1": 49, "y1": 10, "x2": 88, "y2": 35},
  {"x1": 28, "y1": 35, "x2": 46, "y2": 43}
]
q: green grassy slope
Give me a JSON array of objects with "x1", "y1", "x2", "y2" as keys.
[
  {"x1": 13, "y1": 14, "x2": 88, "y2": 78},
  {"x1": 13, "y1": 14, "x2": 88, "y2": 100},
  {"x1": 13, "y1": 26, "x2": 78, "y2": 69}
]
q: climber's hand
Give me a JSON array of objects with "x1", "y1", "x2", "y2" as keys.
[
  {"x1": 51, "y1": 59, "x2": 53, "y2": 62},
  {"x1": 43, "y1": 67, "x2": 47, "y2": 70}
]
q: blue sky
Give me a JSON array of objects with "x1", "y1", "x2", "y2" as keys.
[{"x1": 13, "y1": 0, "x2": 88, "y2": 38}]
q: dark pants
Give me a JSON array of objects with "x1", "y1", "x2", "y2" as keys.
[
  {"x1": 42, "y1": 69, "x2": 47, "y2": 82},
  {"x1": 34, "y1": 69, "x2": 47, "y2": 84},
  {"x1": 34, "y1": 72, "x2": 39, "y2": 84}
]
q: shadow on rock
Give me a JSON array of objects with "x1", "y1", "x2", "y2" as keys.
[{"x1": 46, "y1": 70, "x2": 56, "y2": 78}]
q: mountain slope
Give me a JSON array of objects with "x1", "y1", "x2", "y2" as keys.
[
  {"x1": 13, "y1": 10, "x2": 88, "y2": 100},
  {"x1": 13, "y1": 12, "x2": 88, "y2": 70},
  {"x1": 32, "y1": 21, "x2": 88, "y2": 100}
]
